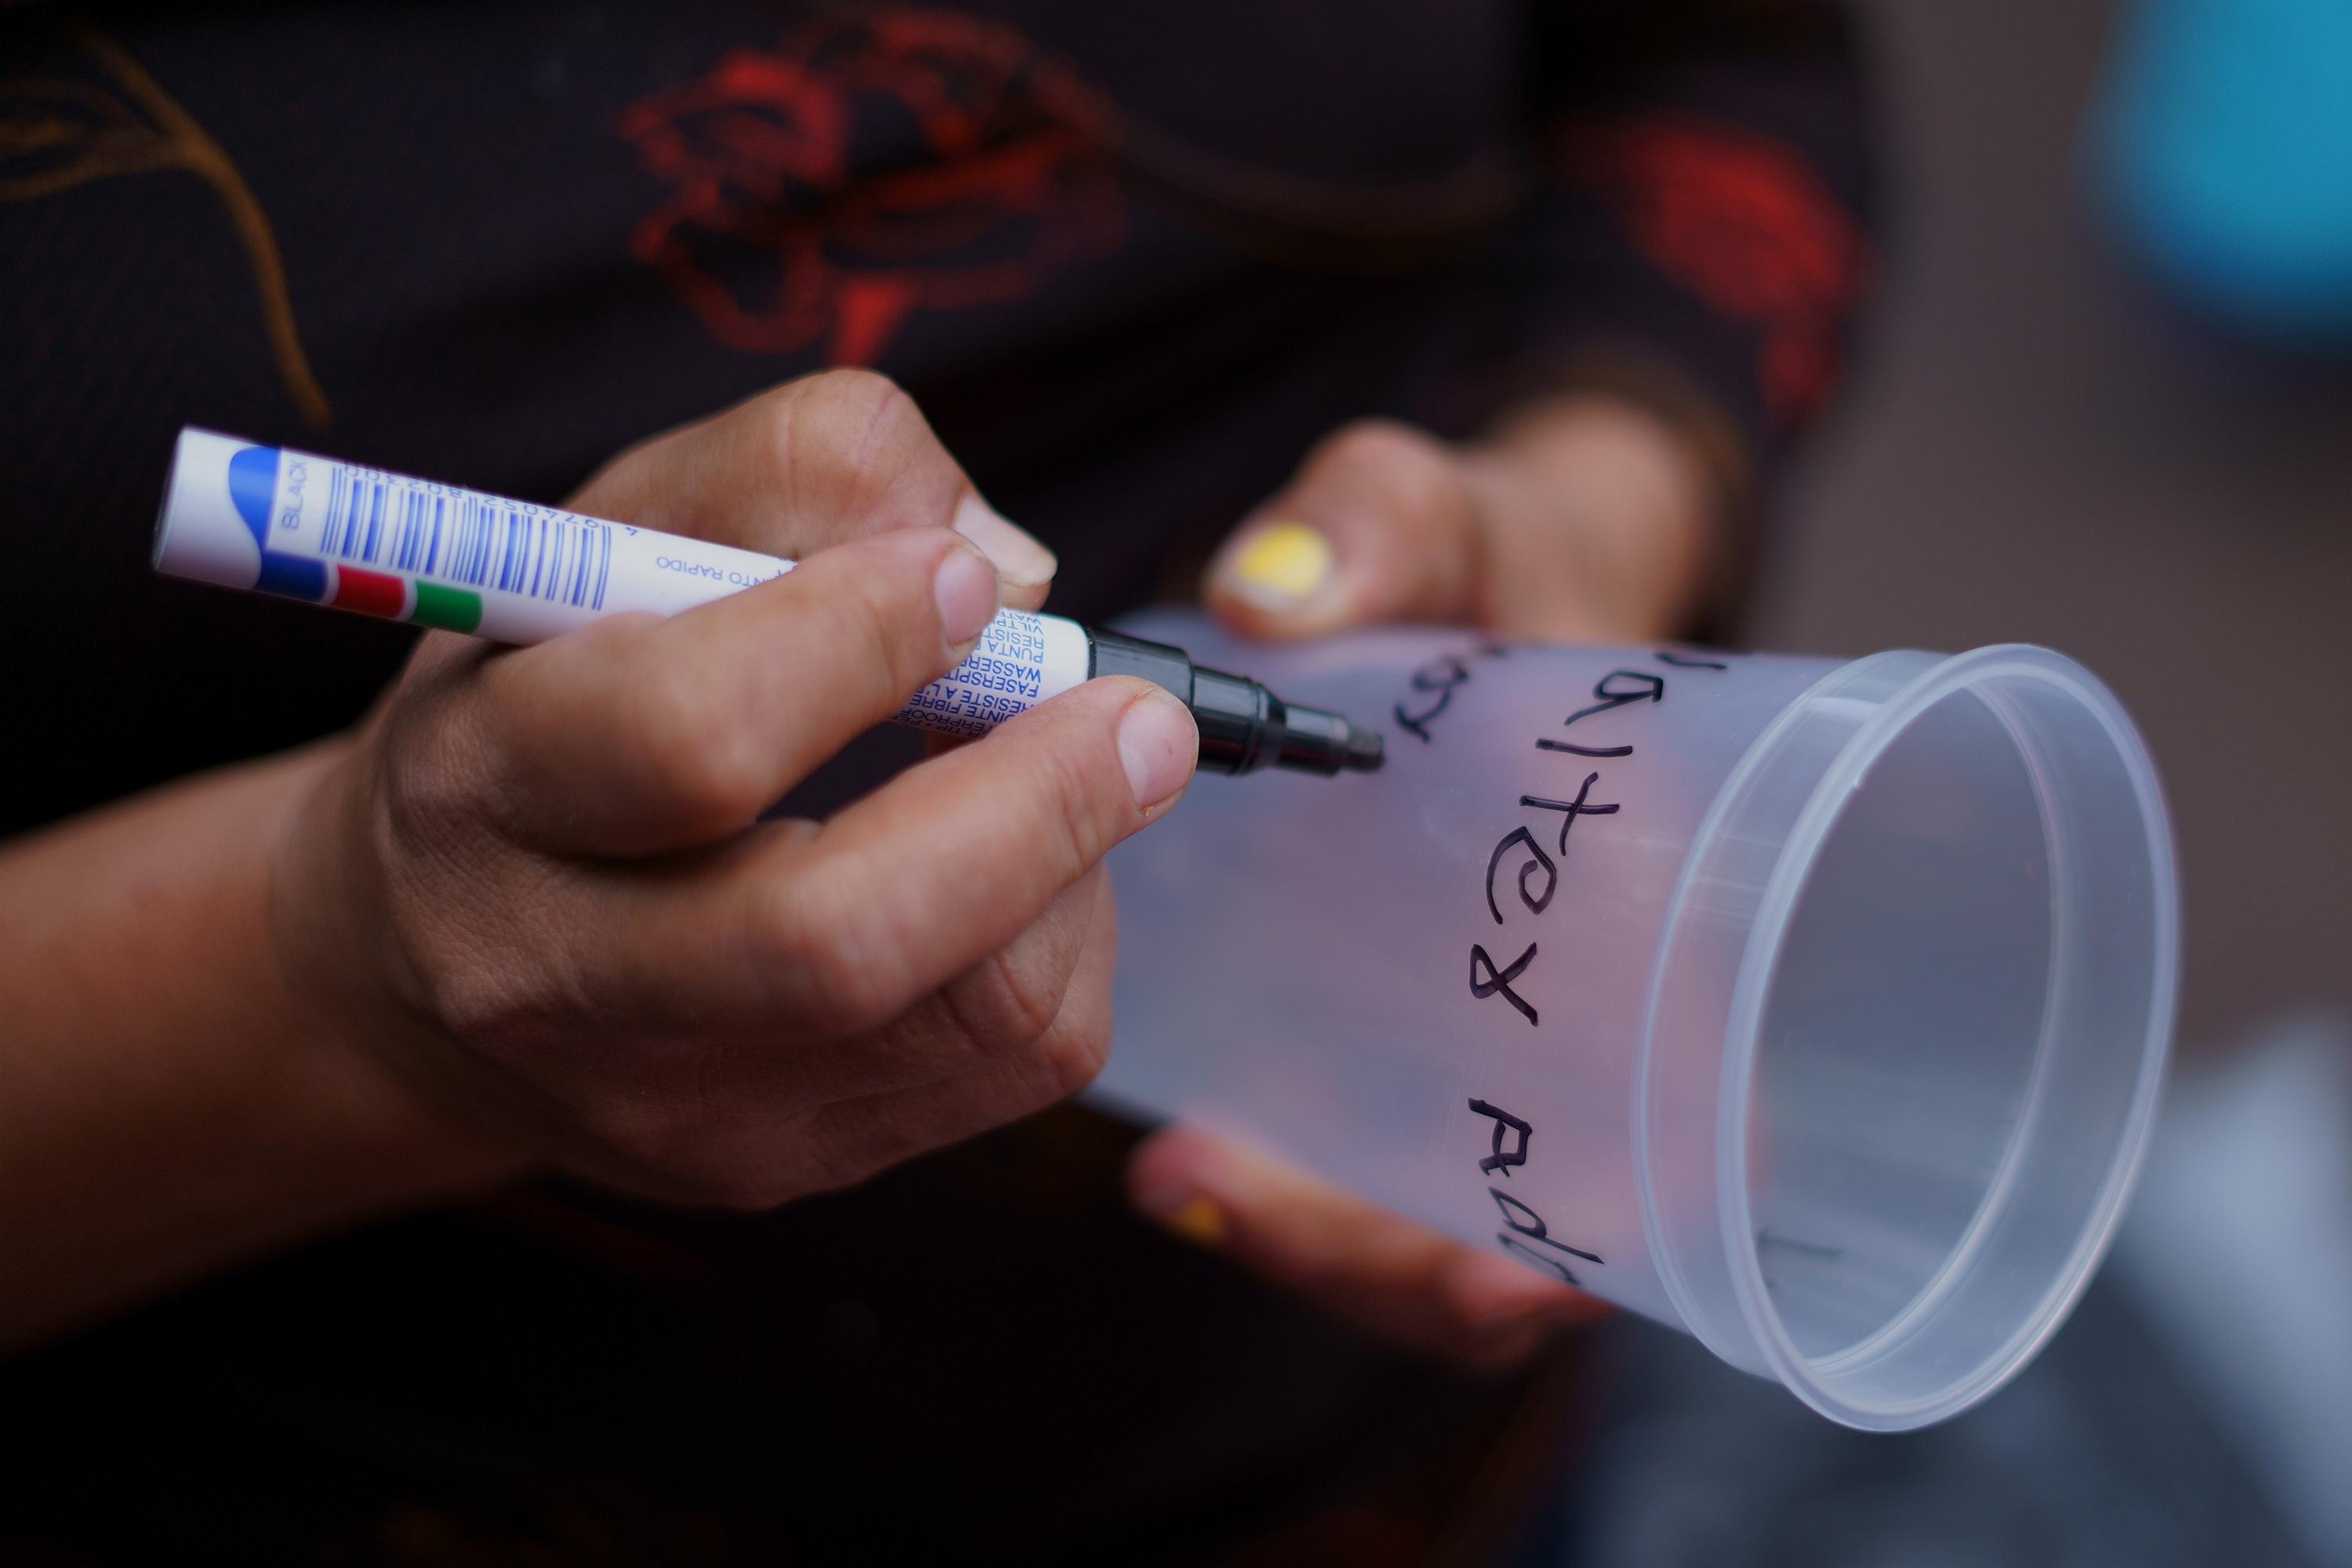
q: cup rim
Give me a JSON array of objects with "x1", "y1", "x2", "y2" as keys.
[{"x1": 1640, "y1": 644, "x2": 2179, "y2": 1429}]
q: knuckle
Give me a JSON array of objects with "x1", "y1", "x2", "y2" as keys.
[
  {"x1": 1316, "y1": 417, "x2": 1434, "y2": 472},
  {"x1": 372, "y1": 767, "x2": 510, "y2": 949},
  {"x1": 1314, "y1": 419, "x2": 1462, "y2": 515},
  {"x1": 811, "y1": 365, "x2": 911, "y2": 419},
  {"x1": 827, "y1": 369, "x2": 921, "y2": 461},
  {"x1": 377, "y1": 739, "x2": 470, "y2": 851},
  {"x1": 418, "y1": 950, "x2": 525, "y2": 1047},
  {"x1": 802, "y1": 942, "x2": 900, "y2": 1037},
  {"x1": 950, "y1": 946, "x2": 1064, "y2": 1054},
  {"x1": 1036, "y1": 998, "x2": 1113, "y2": 1100},
  {"x1": 376, "y1": 700, "x2": 488, "y2": 842},
  {"x1": 782, "y1": 368, "x2": 964, "y2": 536},
  {"x1": 774, "y1": 368, "x2": 919, "y2": 497},
  {"x1": 637, "y1": 669, "x2": 769, "y2": 827},
  {"x1": 752, "y1": 869, "x2": 910, "y2": 1036},
  {"x1": 405, "y1": 902, "x2": 568, "y2": 1058},
  {"x1": 361, "y1": 713, "x2": 572, "y2": 1043}
]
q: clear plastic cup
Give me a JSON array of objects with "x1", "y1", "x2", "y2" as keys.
[{"x1": 1094, "y1": 611, "x2": 2178, "y2": 1431}]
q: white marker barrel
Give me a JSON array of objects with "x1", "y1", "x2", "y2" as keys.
[{"x1": 154, "y1": 426, "x2": 1091, "y2": 739}]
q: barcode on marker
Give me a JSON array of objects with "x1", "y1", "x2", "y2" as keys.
[{"x1": 314, "y1": 463, "x2": 612, "y2": 610}]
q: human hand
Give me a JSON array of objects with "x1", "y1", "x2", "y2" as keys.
[
  {"x1": 1130, "y1": 1127, "x2": 1610, "y2": 1369},
  {"x1": 1203, "y1": 395, "x2": 1717, "y2": 644},
  {"x1": 276, "y1": 370, "x2": 1200, "y2": 1206},
  {"x1": 1131, "y1": 396, "x2": 1722, "y2": 1363}
]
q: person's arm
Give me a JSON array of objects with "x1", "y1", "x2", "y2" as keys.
[
  {"x1": 0, "y1": 369, "x2": 1195, "y2": 1352},
  {"x1": 0, "y1": 742, "x2": 516, "y2": 1347}
]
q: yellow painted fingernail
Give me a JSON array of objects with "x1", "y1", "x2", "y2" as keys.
[
  {"x1": 1224, "y1": 521, "x2": 1334, "y2": 608},
  {"x1": 1157, "y1": 1193, "x2": 1227, "y2": 1248}
]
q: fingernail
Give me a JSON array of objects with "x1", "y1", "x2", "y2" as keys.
[
  {"x1": 1219, "y1": 520, "x2": 1334, "y2": 610},
  {"x1": 953, "y1": 492, "x2": 1058, "y2": 590},
  {"x1": 933, "y1": 545, "x2": 1000, "y2": 647},
  {"x1": 1138, "y1": 1189, "x2": 1226, "y2": 1247},
  {"x1": 1116, "y1": 688, "x2": 1197, "y2": 811}
]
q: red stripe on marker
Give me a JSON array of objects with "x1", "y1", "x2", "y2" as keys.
[{"x1": 332, "y1": 565, "x2": 408, "y2": 619}]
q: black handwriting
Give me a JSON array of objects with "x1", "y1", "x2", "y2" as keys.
[
  {"x1": 1469, "y1": 942, "x2": 1539, "y2": 1025},
  {"x1": 1468, "y1": 1098, "x2": 1531, "y2": 1178},
  {"x1": 1484, "y1": 827, "x2": 1557, "y2": 924},
  {"x1": 1519, "y1": 771, "x2": 1621, "y2": 854}
]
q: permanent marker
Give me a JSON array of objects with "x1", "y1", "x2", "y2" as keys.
[{"x1": 151, "y1": 428, "x2": 1384, "y2": 777}]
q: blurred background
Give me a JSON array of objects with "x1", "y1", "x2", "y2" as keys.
[
  {"x1": 1523, "y1": 1, "x2": 2352, "y2": 1563},
  {"x1": 1766, "y1": 0, "x2": 2350, "y2": 1054}
]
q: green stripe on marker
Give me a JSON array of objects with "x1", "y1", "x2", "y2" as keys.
[{"x1": 408, "y1": 581, "x2": 482, "y2": 633}]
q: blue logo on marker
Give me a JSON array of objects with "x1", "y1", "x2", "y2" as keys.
[
  {"x1": 228, "y1": 443, "x2": 328, "y2": 601},
  {"x1": 227, "y1": 445, "x2": 278, "y2": 546}
]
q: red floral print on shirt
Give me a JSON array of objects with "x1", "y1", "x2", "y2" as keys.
[
  {"x1": 619, "y1": 9, "x2": 1123, "y2": 365},
  {"x1": 1560, "y1": 115, "x2": 1864, "y2": 425}
]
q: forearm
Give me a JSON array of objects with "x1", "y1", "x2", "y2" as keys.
[{"x1": 0, "y1": 742, "x2": 517, "y2": 1349}]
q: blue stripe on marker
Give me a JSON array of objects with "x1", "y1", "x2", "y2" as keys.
[{"x1": 256, "y1": 551, "x2": 330, "y2": 601}]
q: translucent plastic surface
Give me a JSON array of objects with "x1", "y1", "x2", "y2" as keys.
[
  {"x1": 1746, "y1": 684, "x2": 2056, "y2": 1363},
  {"x1": 1097, "y1": 613, "x2": 2177, "y2": 1429}
]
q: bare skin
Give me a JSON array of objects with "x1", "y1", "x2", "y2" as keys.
[
  {"x1": 0, "y1": 374, "x2": 1715, "y2": 1367},
  {"x1": 0, "y1": 369, "x2": 1196, "y2": 1348}
]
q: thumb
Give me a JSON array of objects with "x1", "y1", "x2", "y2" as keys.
[{"x1": 1204, "y1": 420, "x2": 1484, "y2": 640}]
